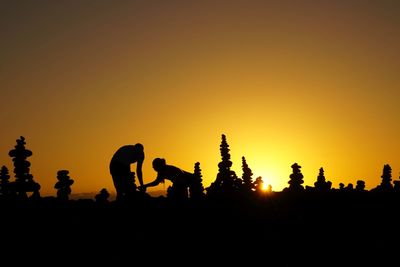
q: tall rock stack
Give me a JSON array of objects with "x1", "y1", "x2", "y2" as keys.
[
  {"x1": 287, "y1": 163, "x2": 304, "y2": 192},
  {"x1": 8, "y1": 136, "x2": 40, "y2": 199}
]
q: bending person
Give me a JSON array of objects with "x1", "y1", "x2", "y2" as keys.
[
  {"x1": 109, "y1": 143, "x2": 145, "y2": 201},
  {"x1": 141, "y1": 158, "x2": 194, "y2": 200}
]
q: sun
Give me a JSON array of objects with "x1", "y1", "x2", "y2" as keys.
[
  {"x1": 259, "y1": 178, "x2": 274, "y2": 193},
  {"x1": 248, "y1": 161, "x2": 291, "y2": 192},
  {"x1": 250, "y1": 166, "x2": 277, "y2": 191},
  {"x1": 261, "y1": 182, "x2": 270, "y2": 191}
]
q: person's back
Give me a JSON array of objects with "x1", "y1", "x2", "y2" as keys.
[{"x1": 157, "y1": 165, "x2": 191, "y2": 184}]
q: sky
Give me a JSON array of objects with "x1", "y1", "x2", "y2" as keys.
[{"x1": 1, "y1": 0, "x2": 400, "y2": 196}]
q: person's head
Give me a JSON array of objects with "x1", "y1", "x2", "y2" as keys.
[
  {"x1": 152, "y1": 158, "x2": 166, "y2": 172},
  {"x1": 133, "y1": 143, "x2": 144, "y2": 161},
  {"x1": 134, "y1": 143, "x2": 144, "y2": 153}
]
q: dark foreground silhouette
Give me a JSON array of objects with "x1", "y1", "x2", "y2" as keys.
[
  {"x1": 1, "y1": 135, "x2": 400, "y2": 265},
  {"x1": 1, "y1": 191, "x2": 399, "y2": 266}
]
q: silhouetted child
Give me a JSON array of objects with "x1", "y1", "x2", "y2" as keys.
[
  {"x1": 109, "y1": 143, "x2": 145, "y2": 201},
  {"x1": 141, "y1": 158, "x2": 195, "y2": 200}
]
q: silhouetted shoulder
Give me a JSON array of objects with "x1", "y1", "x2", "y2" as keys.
[
  {"x1": 111, "y1": 144, "x2": 144, "y2": 163},
  {"x1": 114, "y1": 145, "x2": 136, "y2": 155}
]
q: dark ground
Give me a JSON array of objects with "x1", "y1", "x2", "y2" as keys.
[{"x1": 1, "y1": 191, "x2": 399, "y2": 266}]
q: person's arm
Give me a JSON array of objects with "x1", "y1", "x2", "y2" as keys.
[
  {"x1": 141, "y1": 174, "x2": 164, "y2": 191},
  {"x1": 136, "y1": 159, "x2": 144, "y2": 187},
  {"x1": 143, "y1": 177, "x2": 162, "y2": 188}
]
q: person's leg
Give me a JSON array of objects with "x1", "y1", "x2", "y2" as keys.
[
  {"x1": 110, "y1": 161, "x2": 131, "y2": 200},
  {"x1": 111, "y1": 174, "x2": 123, "y2": 201}
]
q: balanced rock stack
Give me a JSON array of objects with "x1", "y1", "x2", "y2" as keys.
[
  {"x1": 55, "y1": 170, "x2": 74, "y2": 200},
  {"x1": 288, "y1": 163, "x2": 305, "y2": 191},
  {"x1": 8, "y1": 136, "x2": 40, "y2": 198}
]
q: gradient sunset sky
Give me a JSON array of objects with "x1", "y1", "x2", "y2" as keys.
[{"x1": 1, "y1": 0, "x2": 399, "y2": 196}]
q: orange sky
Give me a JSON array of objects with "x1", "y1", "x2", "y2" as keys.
[{"x1": 1, "y1": 1, "x2": 400, "y2": 196}]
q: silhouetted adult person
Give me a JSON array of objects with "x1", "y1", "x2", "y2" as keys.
[
  {"x1": 110, "y1": 143, "x2": 144, "y2": 201},
  {"x1": 140, "y1": 158, "x2": 195, "y2": 199}
]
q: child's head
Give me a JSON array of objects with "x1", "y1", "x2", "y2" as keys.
[{"x1": 152, "y1": 158, "x2": 166, "y2": 171}]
